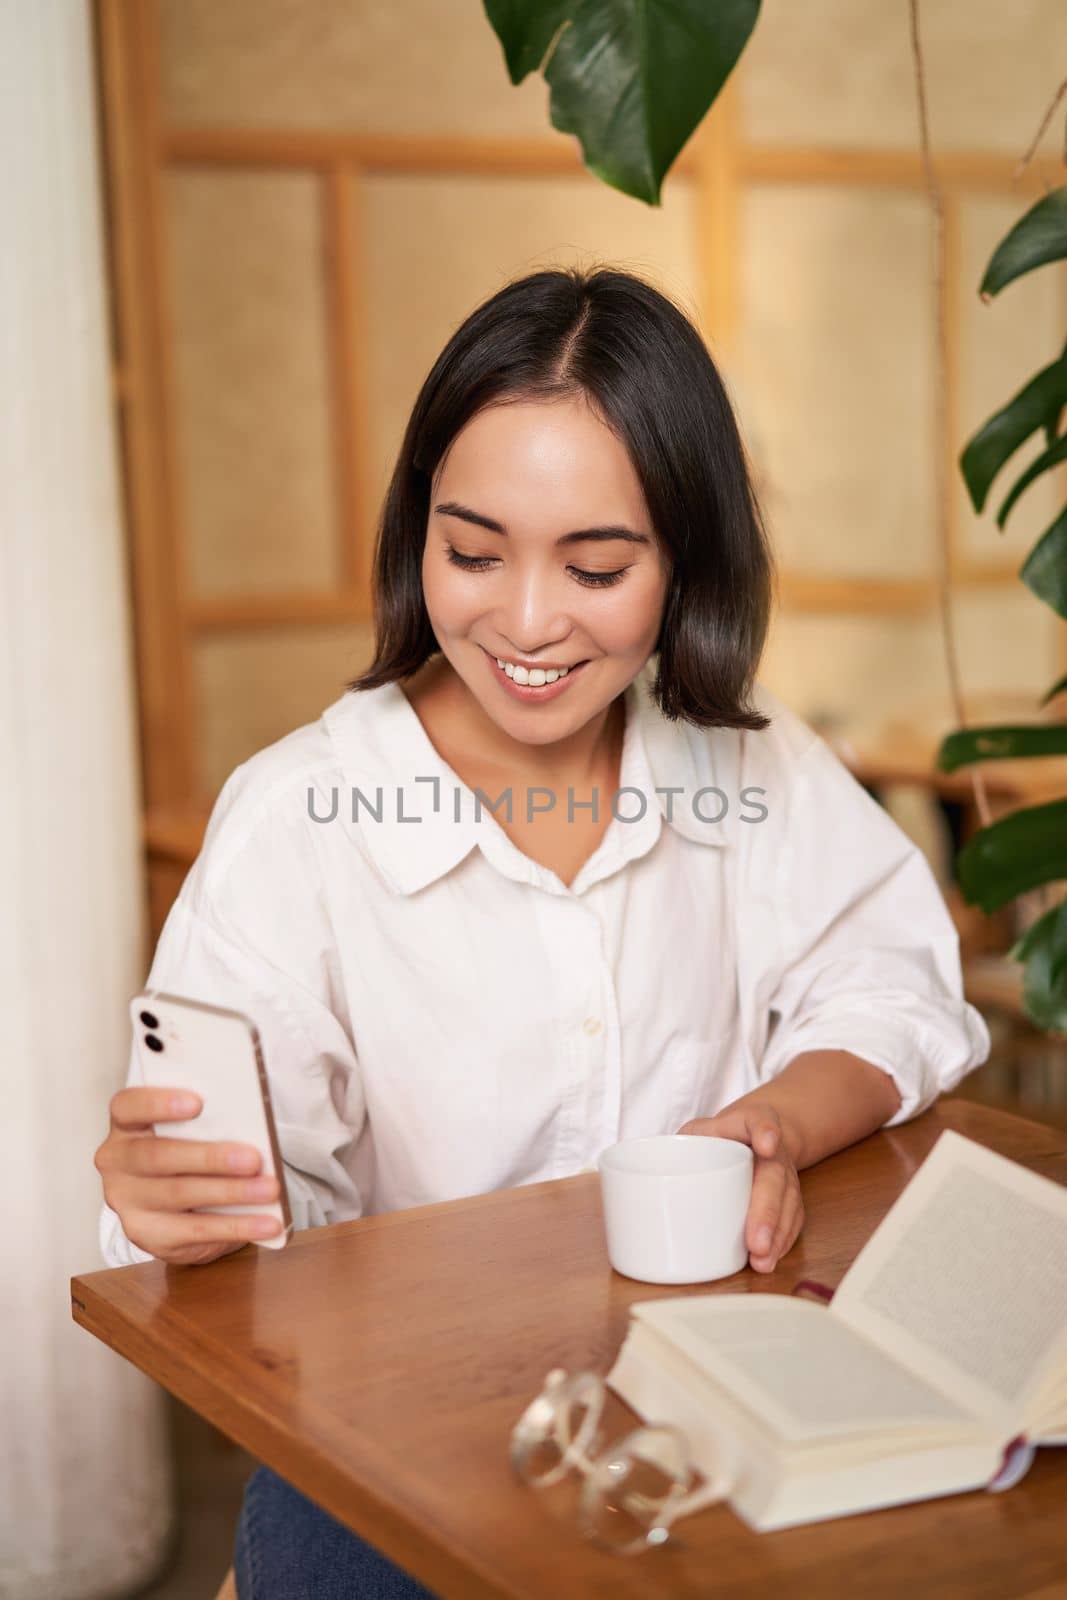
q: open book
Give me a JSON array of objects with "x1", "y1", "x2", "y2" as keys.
[{"x1": 606, "y1": 1129, "x2": 1067, "y2": 1531}]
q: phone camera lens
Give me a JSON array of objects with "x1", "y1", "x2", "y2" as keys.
[
  {"x1": 145, "y1": 1034, "x2": 164, "y2": 1053},
  {"x1": 139, "y1": 1010, "x2": 159, "y2": 1029}
]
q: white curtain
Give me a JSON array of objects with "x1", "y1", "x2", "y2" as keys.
[{"x1": 0, "y1": 3, "x2": 174, "y2": 1595}]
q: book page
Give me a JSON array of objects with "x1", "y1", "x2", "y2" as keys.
[
  {"x1": 631, "y1": 1295, "x2": 973, "y2": 1446},
  {"x1": 834, "y1": 1130, "x2": 1067, "y2": 1426}
]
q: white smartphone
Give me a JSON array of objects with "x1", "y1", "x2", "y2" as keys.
[{"x1": 129, "y1": 989, "x2": 293, "y2": 1249}]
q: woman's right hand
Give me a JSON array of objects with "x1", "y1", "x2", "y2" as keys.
[{"x1": 95, "y1": 1086, "x2": 284, "y2": 1265}]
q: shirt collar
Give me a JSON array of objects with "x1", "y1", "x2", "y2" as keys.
[{"x1": 322, "y1": 654, "x2": 732, "y2": 896}]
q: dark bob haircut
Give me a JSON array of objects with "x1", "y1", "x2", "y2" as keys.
[{"x1": 348, "y1": 265, "x2": 774, "y2": 730}]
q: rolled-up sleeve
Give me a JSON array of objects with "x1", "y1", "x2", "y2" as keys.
[
  {"x1": 755, "y1": 735, "x2": 990, "y2": 1126},
  {"x1": 99, "y1": 791, "x2": 367, "y2": 1268}
]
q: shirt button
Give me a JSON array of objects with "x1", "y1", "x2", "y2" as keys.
[{"x1": 582, "y1": 1017, "x2": 603, "y2": 1036}]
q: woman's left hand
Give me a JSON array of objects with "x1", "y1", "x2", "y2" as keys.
[{"x1": 676, "y1": 1105, "x2": 804, "y2": 1273}]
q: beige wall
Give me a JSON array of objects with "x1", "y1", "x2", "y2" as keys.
[{"x1": 155, "y1": 0, "x2": 1065, "y2": 793}]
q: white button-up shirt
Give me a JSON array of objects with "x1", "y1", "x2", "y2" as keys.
[{"x1": 100, "y1": 657, "x2": 990, "y2": 1267}]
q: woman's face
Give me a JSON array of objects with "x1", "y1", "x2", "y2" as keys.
[{"x1": 422, "y1": 395, "x2": 670, "y2": 748}]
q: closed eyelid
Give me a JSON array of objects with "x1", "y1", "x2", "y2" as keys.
[
  {"x1": 445, "y1": 545, "x2": 623, "y2": 566},
  {"x1": 444, "y1": 546, "x2": 629, "y2": 587}
]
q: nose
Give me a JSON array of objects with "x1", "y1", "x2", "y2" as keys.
[{"x1": 495, "y1": 566, "x2": 572, "y2": 656}]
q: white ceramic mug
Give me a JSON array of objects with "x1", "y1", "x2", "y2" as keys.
[{"x1": 597, "y1": 1134, "x2": 754, "y2": 1284}]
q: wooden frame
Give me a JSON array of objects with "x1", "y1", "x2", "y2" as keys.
[
  {"x1": 92, "y1": 0, "x2": 1067, "y2": 924},
  {"x1": 95, "y1": 0, "x2": 196, "y2": 811}
]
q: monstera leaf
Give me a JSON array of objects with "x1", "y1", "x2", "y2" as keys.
[
  {"x1": 1011, "y1": 900, "x2": 1067, "y2": 1033},
  {"x1": 485, "y1": 0, "x2": 571, "y2": 79},
  {"x1": 959, "y1": 347, "x2": 1067, "y2": 514},
  {"x1": 483, "y1": 0, "x2": 762, "y2": 203},
  {"x1": 949, "y1": 182, "x2": 1067, "y2": 1030},
  {"x1": 938, "y1": 724, "x2": 1067, "y2": 769},
  {"x1": 979, "y1": 187, "x2": 1067, "y2": 299},
  {"x1": 955, "y1": 798, "x2": 1067, "y2": 914},
  {"x1": 1021, "y1": 506, "x2": 1067, "y2": 621},
  {"x1": 995, "y1": 433, "x2": 1067, "y2": 530}
]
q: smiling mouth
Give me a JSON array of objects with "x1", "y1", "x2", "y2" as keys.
[
  {"x1": 483, "y1": 649, "x2": 589, "y2": 685},
  {"x1": 480, "y1": 646, "x2": 591, "y2": 690}
]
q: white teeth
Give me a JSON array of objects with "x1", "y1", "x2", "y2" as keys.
[{"x1": 494, "y1": 656, "x2": 572, "y2": 683}]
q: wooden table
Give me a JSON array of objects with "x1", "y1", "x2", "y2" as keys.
[{"x1": 71, "y1": 1101, "x2": 1067, "y2": 1599}]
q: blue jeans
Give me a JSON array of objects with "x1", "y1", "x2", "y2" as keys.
[{"x1": 233, "y1": 1464, "x2": 440, "y2": 1599}]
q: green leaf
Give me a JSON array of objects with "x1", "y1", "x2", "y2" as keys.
[
  {"x1": 959, "y1": 352, "x2": 1067, "y2": 514},
  {"x1": 1010, "y1": 900, "x2": 1067, "y2": 1032},
  {"x1": 1021, "y1": 505, "x2": 1067, "y2": 620},
  {"x1": 979, "y1": 187, "x2": 1067, "y2": 298},
  {"x1": 937, "y1": 724, "x2": 1067, "y2": 771},
  {"x1": 1044, "y1": 336, "x2": 1067, "y2": 447},
  {"x1": 956, "y1": 798, "x2": 1067, "y2": 912},
  {"x1": 994, "y1": 432, "x2": 1067, "y2": 529},
  {"x1": 483, "y1": 0, "x2": 570, "y2": 84},
  {"x1": 1041, "y1": 672, "x2": 1067, "y2": 708},
  {"x1": 543, "y1": 0, "x2": 762, "y2": 205}
]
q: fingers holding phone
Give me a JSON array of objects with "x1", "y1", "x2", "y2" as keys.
[
  {"x1": 95, "y1": 1086, "x2": 285, "y2": 1265},
  {"x1": 97, "y1": 994, "x2": 294, "y2": 1265}
]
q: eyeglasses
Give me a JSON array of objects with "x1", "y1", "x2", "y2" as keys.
[{"x1": 509, "y1": 1367, "x2": 729, "y2": 1557}]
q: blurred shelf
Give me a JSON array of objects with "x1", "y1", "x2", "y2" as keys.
[
  {"x1": 831, "y1": 728, "x2": 1067, "y2": 810},
  {"x1": 963, "y1": 954, "x2": 1027, "y2": 1016}
]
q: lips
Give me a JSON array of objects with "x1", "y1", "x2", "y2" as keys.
[
  {"x1": 489, "y1": 648, "x2": 585, "y2": 673},
  {"x1": 481, "y1": 647, "x2": 590, "y2": 702}
]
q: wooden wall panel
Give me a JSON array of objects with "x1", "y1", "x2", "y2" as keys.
[
  {"x1": 93, "y1": 0, "x2": 1064, "y2": 915},
  {"x1": 760, "y1": 613, "x2": 946, "y2": 732},
  {"x1": 737, "y1": 184, "x2": 936, "y2": 580},
  {"x1": 96, "y1": 0, "x2": 198, "y2": 808},
  {"x1": 761, "y1": 589, "x2": 1059, "y2": 734},
  {"x1": 166, "y1": 169, "x2": 339, "y2": 595},
  {"x1": 360, "y1": 171, "x2": 700, "y2": 518},
  {"x1": 951, "y1": 589, "x2": 1062, "y2": 701},
  {"x1": 158, "y1": 0, "x2": 552, "y2": 137},
  {"x1": 193, "y1": 620, "x2": 375, "y2": 794},
  {"x1": 739, "y1": 0, "x2": 1067, "y2": 156}
]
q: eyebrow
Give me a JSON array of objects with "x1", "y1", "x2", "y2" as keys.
[{"x1": 433, "y1": 500, "x2": 652, "y2": 547}]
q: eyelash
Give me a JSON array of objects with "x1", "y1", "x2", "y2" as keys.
[{"x1": 445, "y1": 547, "x2": 630, "y2": 589}]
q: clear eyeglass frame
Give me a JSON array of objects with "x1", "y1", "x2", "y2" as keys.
[{"x1": 508, "y1": 1367, "x2": 730, "y2": 1558}]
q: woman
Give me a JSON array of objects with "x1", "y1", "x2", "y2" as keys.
[{"x1": 94, "y1": 267, "x2": 989, "y2": 1595}]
